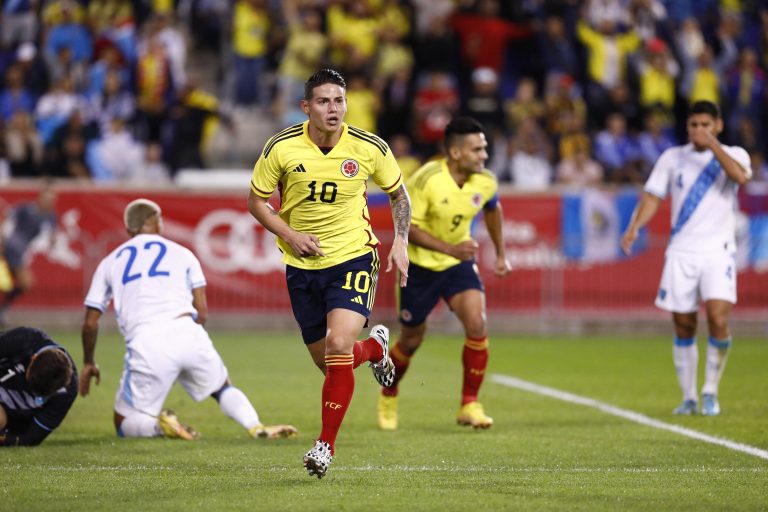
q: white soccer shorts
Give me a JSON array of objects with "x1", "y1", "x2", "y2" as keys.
[
  {"x1": 654, "y1": 250, "x2": 737, "y2": 313},
  {"x1": 114, "y1": 316, "x2": 228, "y2": 418}
]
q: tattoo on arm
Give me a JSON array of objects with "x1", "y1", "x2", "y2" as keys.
[{"x1": 389, "y1": 184, "x2": 411, "y2": 238}]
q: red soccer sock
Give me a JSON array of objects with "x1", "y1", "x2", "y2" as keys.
[
  {"x1": 319, "y1": 354, "x2": 355, "y2": 453},
  {"x1": 461, "y1": 336, "x2": 489, "y2": 405},
  {"x1": 381, "y1": 341, "x2": 411, "y2": 397},
  {"x1": 352, "y1": 336, "x2": 384, "y2": 368}
]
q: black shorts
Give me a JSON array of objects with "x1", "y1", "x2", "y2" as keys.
[
  {"x1": 398, "y1": 260, "x2": 483, "y2": 326},
  {"x1": 286, "y1": 251, "x2": 380, "y2": 344}
]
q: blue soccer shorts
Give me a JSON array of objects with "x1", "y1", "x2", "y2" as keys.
[
  {"x1": 398, "y1": 260, "x2": 484, "y2": 327},
  {"x1": 286, "y1": 251, "x2": 380, "y2": 344}
]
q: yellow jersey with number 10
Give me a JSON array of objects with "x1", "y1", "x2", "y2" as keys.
[
  {"x1": 251, "y1": 121, "x2": 403, "y2": 269},
  {"x1": 408, "y1": 159, "x2": 498, "y2": 272}
]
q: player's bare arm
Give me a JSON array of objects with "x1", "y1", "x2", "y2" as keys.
[
  {"x1": 483, "y1": 205, "x2": 511, "y2": 277},
  {"x1": 621, "y1": 192, "x2": 662, "y2": 255},
  {"x1": 192, "y1": 286, "x2": 208, "y2": 326},
  {"x1": 79, "y1": 307, "x2": 102, "y2": 396},
  {"x1": 248, "y1": 190, "x2": 325, "y2": 257},
  {"x1": 387, "y1": 184, "x2": 411, "y2": 286},
  {"x1": 409, "y1": 224, "x2": 478, "y2": 261}
]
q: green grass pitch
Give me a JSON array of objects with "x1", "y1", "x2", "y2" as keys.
[{"x1": 3, "y1": 329, "x2": 766, "y2": 511}]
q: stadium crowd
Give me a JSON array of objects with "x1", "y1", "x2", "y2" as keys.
[{"x1": 0, "y1": 0, "x2": 767, "y2": 186}]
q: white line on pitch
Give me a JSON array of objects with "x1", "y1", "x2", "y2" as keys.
[{"x1": 491, "y1": 374, "x2": 768, "y2": 461}]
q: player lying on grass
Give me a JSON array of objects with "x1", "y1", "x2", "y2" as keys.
[
  {"x1": 79, "y1": 198, "x2": 298, "y2": 440},
  {"x1": 1, "y1": 326, "x2": 77, "y2": 446}
]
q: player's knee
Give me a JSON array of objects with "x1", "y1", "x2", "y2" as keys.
[
  {"x1": 707, "y1": 317, "x2": 730, "y2": 339},
  {"x1": 463, "y1": 317, "x2": 487, "y2": 338},
  {"x1": 0, "y1": 404, "x2": 7, "y2": 430}
]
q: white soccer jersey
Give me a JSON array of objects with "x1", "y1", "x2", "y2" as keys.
[
  {"x1": 84, "y1": 234, "x2": 206, "y2": 340},
  {"x1": 644, "y1": 143, "x2": 752, "y2": 254}
]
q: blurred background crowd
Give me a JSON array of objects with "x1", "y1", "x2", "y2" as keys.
[{"x1": 1, "y1": 0, "x2": 767, "y2": 188}]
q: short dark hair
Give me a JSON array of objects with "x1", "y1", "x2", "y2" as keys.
[
  {"x1": 304, "y1": 68, "x2": 346, "y2": 100},
  {"x1": 27, "y1": 348, "x2": 73, "y2": 397},
  {"x1": 444, "y1": 116, "x2": 485, "y2": 151},
  {"x1": 688, "y1": 100, "x2": 721, "y2": 120}
]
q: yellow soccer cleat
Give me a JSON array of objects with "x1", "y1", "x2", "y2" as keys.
[
  {"x1": 377, "y1": 394, "x2": 398, "y2": 431},
  {"x1": 456, "y1": 401, "x2": 493, "y2": 429},
  {"x1": 249, "y1": 424, "x2": 299, "y2": 439},
  {"x1": 158, "y1": 409, "x2": 200, "y2": 440}
]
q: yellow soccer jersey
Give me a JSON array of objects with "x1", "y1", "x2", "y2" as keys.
[
  {"x1": 408, "y1": 159, "x2": 498, "y2": 271},
  {"x1": 251, "y1": 121, "x2": 403, "y2": 269}
]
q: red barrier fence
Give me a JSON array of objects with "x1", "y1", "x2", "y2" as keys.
[{"x1": 1, "y1": 185, "x2": 766, "y2": 319}]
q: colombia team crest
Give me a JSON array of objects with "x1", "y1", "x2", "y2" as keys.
[
  {"x1": 471, "y1": 193, "x2": 484, "y2": 207},
  {"x1": 341, "y1": 159, "x2": 360, "y2": 178}
]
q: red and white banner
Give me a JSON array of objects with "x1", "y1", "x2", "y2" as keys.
[{"x1": 1, "y1": 186, "x2": 765, "y2": 314}]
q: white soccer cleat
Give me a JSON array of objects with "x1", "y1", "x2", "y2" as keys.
[
  {"x1": 158, "y1": 409, "x2": 200, "y2": 440},
  {"x1": 303, "y1": 439, "x2": 333, "y2": 479},
  {"x1": 368, "y1": 324, "x2": 395, "y2": 388},
  {"x1": 249, "y1": 424, "x2": 299, "y2": 439}
]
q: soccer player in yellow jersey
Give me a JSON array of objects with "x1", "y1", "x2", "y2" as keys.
[
  {"x1": 378, "y1": 117, "x2": 511, "y2": 431},
  {"x1": 248, "y1": 69, "x2": 411, "y2": 479}
]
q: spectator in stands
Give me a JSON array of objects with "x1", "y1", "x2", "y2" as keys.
[
  {"x1": 637, "y1": 110, "x2": 676, "y2": 176},
  {"x1": 555, "y1": 139, "x2": 604, "y2": 188},
  {"x1": 34, "y1": 75, "x2": 84, "y2": 146},
  {"x1": 576, "y1": 12, "x2": 640, "y2": 127},
  {"x1": 87, "y1": 68, "x2": 135, "y2": 137},
  {"x1": 557, "y1": 111, "x2": 592, "y2": 163},
  {"x1": 543, "y1": 73, "x2": 587, "y2": 145},
  {"x1": 536, "y1": 14, "x2": 581, "y2": 81},
  {"x1": 628, "y1": 0, "x2": 667, "y2": 42},
  {"x1": 375, "y1": 7, "x2": 415, "y2": 85},
  {"x1": 2, "y1": 0, "x2": 38, "y2": 49},
  {"x1": 585, "y1": 0, "x2": 630, "y2": 28},
  {"x1": 674, "y1": 17, "x2": 705, "y2": 64},
  {"x1": 724, "y1": 47, "x2": 766, "y2": 150},
  {"x1": 593, "y1": 111, "x2": 643, "y2": 183},
  {"x1": 42, "y1": 0, "x2": 86, "y2": 28},
  {"x1": 450, "y1": 0, "x2": 532, "y2": 78},
  {"x1": 15, "y1": 43, "x2": 50, "y2": 103},
  {"x1": 636, "y1": 37, "x2": 679, "y2": 130},
  {"x1": 274, "y1": 1, "x2": 327, "y2": 128},
  {"x1": 41, "y1": 108, "x2": 96, "y2": 179},
  {"x1": 231, "y1": 0, "x2": 271, "y2": 107},
  {"x1": 411, "y1": 0, "x2": 455, "y2": 36},
  {"x1": 507, "y1": 117, "x2": 553, "y2": 189},
  {"x1": 344, "y1": 74, "x2": 379, "y2": 133},
  {"x1": 43, "y1": 2, "x2": 93, "y2": 67},
  {"x1": 504, "y1": 76, "x2": 545, "y2": 132},
  {"x1": 4, "y1": 111, "x2": 43, "y2": 178},
  {"x1": 150, "y1": 12, "x2": 187, "y2": 90},
  {"x1": 327, "y1": 0, "x2": 381, "y2": 73},
  {"x1": 378, "y1": 65, "x2": 415, "y2": 141},
  {"x1": 0, "y1": 64, "x2": 35, "y2": 123},
  {"x1": 463, "y1": 67, "x2": 507, "y2": 175},
  {"x1": 47, "y1": 46, "x2": 88, "y2": 93},
  {"x1": 412, "y1": 70, "x2": 460, "y2": 157},
  {"x1": 678, "y1": 30, "x2": 738, "y2": 106},
  {"x1": 135, "y1": 34, "x2": 172, "y2": 143},
  {"x1": 412, "y1": 14, "x2": 460, "y2": 76},
  {"x1": 167, "y1": 75, "x2": 233, "y2": 173},
  {"x1": 389, "y1": 133, "x2": 421, "y2": 182},
  {"x1": 88, "y1": 0, "x2": 138, "y2": 65},
  {"x1": 0, "y1": 181, "x2": 57, "y2": 326},
  {"x1": 88, "y1": 117, "x2": 144, "y2": 182},
  {"x1": 190, "y1": 0, "x2": 230, "y2": 54},
  {"x1": 133, "y1": 141, "x2": 171, "y2": 184}
]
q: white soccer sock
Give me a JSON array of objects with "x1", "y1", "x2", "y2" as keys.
[
  {"x1": 702, "y1": 337, "x2": 731, "y2": 396},
  {"x1": 673, "y1": 337, "x2": 698, "y2": 402},
  {"x1": 217, "y1": 386, "x2": 261, "y2": 430},
  {"x1": 119, "y1": 413, "x2": 162, "y2": 437}
]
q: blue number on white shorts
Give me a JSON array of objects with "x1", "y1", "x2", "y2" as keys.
[{"x1": 118, "y1": 241, "x2": 170, "y2": 284}]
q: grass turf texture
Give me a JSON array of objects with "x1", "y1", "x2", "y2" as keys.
[{"x1": 3, "y1": 330, "x2": 766, "y2": 511}]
